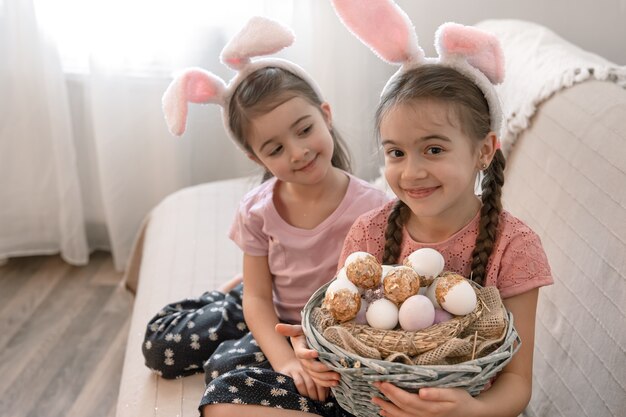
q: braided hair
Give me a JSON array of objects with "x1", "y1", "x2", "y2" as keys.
[{"x1": 376, "y1": 65, "x2": 506, "y2": 284}]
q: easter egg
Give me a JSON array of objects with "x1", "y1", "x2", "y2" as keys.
[
  {"x1": 433, "y1": 308, "x2": 454, "y2": 324},
  {"x1": 403, "y1": 248, "x2": 445, "y2": 286},
  {"x1": 398, "y1": 295, "x2": 435, "y2": 331},
  {"x1": 324, "y1": 277, "x2": 361, "y2": 322},
  {"x1": 380, "y1": 265, "x2": 395, "y2": 283},
  {"x1": 354, "y1": 299, "x2": 368, "y2": 324},
  {"x1": 382, "y1": 266, "x2": 420, "y2": 304},
  {"x1": 345, "y1": 252, "x2": 382, "y2": 290},
  {"x1": 366, "y1": 298, "x2": 398, "y2": 330},
  {"x1": 425, "y1": 277, "x2": 441, "y2": 309},
  {"x1": 435, "y1": 273, "x2": 477, "y2": 316}
]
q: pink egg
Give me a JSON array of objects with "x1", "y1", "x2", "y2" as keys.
[
  {"x1": 433, "y1": 308, "x2": 454, "y2": 324},
  {"x1": 398, "y1": 295, "x2": 435, "y2": 331},
  {"x1": 354, "y1": 299, "x2": 368, "y2": 324}
]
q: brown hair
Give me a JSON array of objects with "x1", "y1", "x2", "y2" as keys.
[
  {"x1": 378, "y1": 65, "x2": 506, "y2": 285},
  {"x1": 228, "y1": 67, "x2": 352, "y2": 181}
]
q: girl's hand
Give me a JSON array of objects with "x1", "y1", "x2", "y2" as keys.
[
  {"x1": 276, "y1": 357, "x2": 329, "y2": 402},
  {"x1": 275, "y1": 323, "x2": 341, "y2": 388},
  {"x1": 372, "y1": 382, "x2": 480, "y2": 417}
]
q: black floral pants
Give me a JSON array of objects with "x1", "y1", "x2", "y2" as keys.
[
  {"x1": 142, "y1": 284, "x2": 248, "y2": 378},
  {"x1": 142, "y1": 284, "x2": 353, "y2": 416}
]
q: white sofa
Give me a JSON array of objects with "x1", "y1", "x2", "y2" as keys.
[{"x1": 115, "y1": 25, "x2": 626, "y2": 417}]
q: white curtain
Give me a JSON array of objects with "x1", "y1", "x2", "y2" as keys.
[
  {"x1": 0, "y1": 0, "x2": 88, "y2": 265},
  {"x1": 0, "y1": 0, "x2": 392, "y2": 271}
]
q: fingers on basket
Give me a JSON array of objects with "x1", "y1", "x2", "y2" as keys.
[
  {"x1": 274, "y1": 323, "x2": 303, "y2": 337},
  {"x1": 302, "y1": 359, "x2": 337, "y2": 376},
  {"x1": 294, "y1": 347, "x2": 319, "y2": 360}
]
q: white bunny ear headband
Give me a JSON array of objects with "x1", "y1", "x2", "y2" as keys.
[
  {"x1": 331, "y1": 0, "x2": 505, "y2": 137},
  {"x1": 162, "y1": 16, "x2": 324, "y2": 150}
]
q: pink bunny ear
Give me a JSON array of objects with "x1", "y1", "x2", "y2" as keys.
[
  {"x1": 435, "y1": 22, "x2": 504, "y2": 84},
  {"x1": 331, "y1": 0, "x2": 423, "y2": 64},
  {"x1": 220, "y1": 16, "x2": 295, "y2": 70},
  {"x1": 162, "y1": 68, "x2": 226, "y2": 136}
]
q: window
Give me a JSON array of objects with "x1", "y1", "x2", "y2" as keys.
[{"x1": 34, "y1": 0, "x2": 294, "y2": 74}]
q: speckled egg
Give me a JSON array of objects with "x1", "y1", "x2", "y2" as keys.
[
  {"x1": 382, "y1": 266, "x2": 420, "y2": 304},
  {"x1": 323, "y1": 278, "x2": 361, "y2": 322},
  {"x1": 345, "y1": 251, "x2": 382, "y2": 290}
]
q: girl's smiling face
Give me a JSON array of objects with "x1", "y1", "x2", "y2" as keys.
[
  {"x1": 381, "y1": 99, "x2": 485, "y2": 226},
  {"x1": 246, "y1": 96, "x2": 334, "y2": 186}
]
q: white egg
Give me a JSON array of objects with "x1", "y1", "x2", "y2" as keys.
[
  {"x1": 326, "y1": 275, "x2": 359, "y2": 295},
  {"x1": 437, "y1": 277, "x2": 477, "y2": 316},
  {"x1": 398, "y1": 295, "x2": 435, "y2": 331},
  {"x1": 380, "y1": 265, "x2": 395, "y2": 283},
  {"x1": 344, "y1": 251, "x2": 372, "y2": 266},
  {"x1": 366, "y1": 298, "x2": 398, "y2": 330},
  {"x1": 404, "y1": 248, "x2": 445, "y2": 279},
  {"x1": 336, "y1": 267, "x2": 350, "y2": 283},
  {"x1": 425, "y1": 278, "x2": 441, "y2": 309}
]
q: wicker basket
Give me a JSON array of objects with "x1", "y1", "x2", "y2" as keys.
[{"x1": 301, "y1": 281, "x2": 521, "y2": 417}]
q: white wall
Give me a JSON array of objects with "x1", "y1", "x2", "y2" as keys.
[{"x1": 395, "y1": 0, "x2": 626, "y2": 65}]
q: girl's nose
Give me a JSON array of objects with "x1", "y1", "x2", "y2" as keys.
[
  {"x1": 290, "y1": 145, "x2": 310, "y2": 163},
  {"x1": 402, "y1": 157, "x2": 428, "y2": 180}
]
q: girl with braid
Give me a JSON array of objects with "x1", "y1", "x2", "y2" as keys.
[{"x1": 277, "y1": 2, "x2": 553, "y2": 416}]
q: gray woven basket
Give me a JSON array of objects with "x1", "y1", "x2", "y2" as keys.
[{"x1": 301, "y1": 282, "x2": 521, "y2": 417}]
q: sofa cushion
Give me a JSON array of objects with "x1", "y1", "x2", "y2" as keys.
[{"x1": 503, "y1": 80, "x2": 626, "y2": 417}]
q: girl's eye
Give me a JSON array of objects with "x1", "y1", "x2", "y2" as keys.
[
  {"x1": 269, "y1": 145, "x2": 283, "y2": 156},
  {"x1": 426, "y1": 146, "x2": 443, "y2": 155},
  {"x1": 386, "y1": 149, "x2": 404, "y2": 158},
  {"x1": 299, "y1": 124, "x2": 313, "y2": 136}
]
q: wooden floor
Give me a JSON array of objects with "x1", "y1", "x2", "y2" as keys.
[{"x1": 0, "y1": 251, "x2": 133, "y2": 417}]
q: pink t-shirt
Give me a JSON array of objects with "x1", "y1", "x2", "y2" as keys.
[
  {"x1": 229, "y1": 172, "x2": 391, "y2": 323},
  {"x1": 338, "y1": 200, "x2": 553, "y2": 299}
]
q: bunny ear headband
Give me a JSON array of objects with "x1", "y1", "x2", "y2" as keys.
[
  {"x1": 331, "y1": 0, "x2": 505, "y2": 137},
  {"x1": 162, "y1": 16, "x2": 324, "y2": 150}
]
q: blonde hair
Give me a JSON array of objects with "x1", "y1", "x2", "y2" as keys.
[{"x1": 378, "y1": 65, "x2": 506, "y2": 285}]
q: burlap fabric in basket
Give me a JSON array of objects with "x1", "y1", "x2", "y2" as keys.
[{"x1": 301, "y1": 281, "x2": 521, "y2": 417}]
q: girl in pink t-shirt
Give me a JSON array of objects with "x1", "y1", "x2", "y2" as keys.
[
  {"x1": 278, "y1": 3, "x2": 553, "y2": 417},
  {"x1": 142, "y1": 17, "x2": 388, "y2": 417}
]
